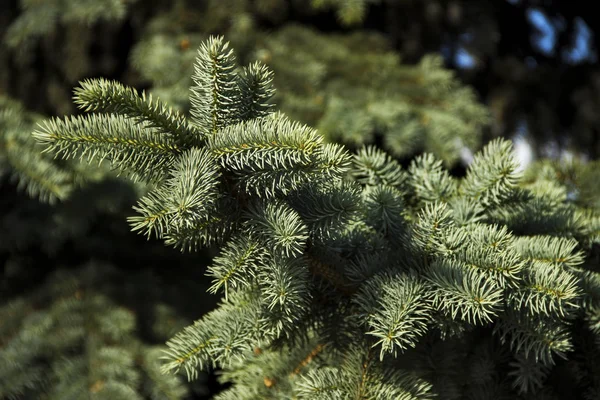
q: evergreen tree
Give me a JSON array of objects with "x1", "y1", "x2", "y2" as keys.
[
  {"x1": 0, "y1": 263, "x2": 190, "y2": 400},
  {"x1": 4, "y1": 0, "x2": 136, "y2": 51},
  {"x1": 0, "y1": 0, "x2": 139, "y2": 117},
  {"x1": 32, "y1": 36, "x2": 600, "y2": 399}
]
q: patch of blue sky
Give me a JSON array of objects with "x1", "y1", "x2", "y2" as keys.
[
  {"x1": 439, "y1": 43, "x2": 475, "y2": 70},
  {"x1": 562, "y1": 17, "x2": 596, "y2": 64},
  {"x1": 455, "y1": 47, "x2": 476, "y2": 69},
  {"x1": 527, "y1": 8, "x2": 556, "y2": 55}
]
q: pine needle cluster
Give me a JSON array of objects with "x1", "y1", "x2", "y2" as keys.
[{"x1": 33, "y1": 36, "x2": 600, "y2": 399}]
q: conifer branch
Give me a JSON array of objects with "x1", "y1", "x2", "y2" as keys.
[
  {"x1": 411, "y1": 202, "x2": 454, "y2": 256},
  {"x1": 238, "y1": 62, "x2": 276, "y2": 120},
  {"x1": 351, "y1": 146, "x2": 407, "y2": 189},
  {"x1": 409, "y1": 153, "x2": 456, "y2": 204},
  {"x1": 244, "y1": 200, "x2": 309, "y2": 258},
  {"x1": 509, "y1": 262, "x2": 581, "y2": 318},
  {"x1": 207, "y1": 235, "x2": 264, "y2": 299},
  {"x1": 290, "y1": 343, "x2": 326, "y2": 376},
  {"x1": 363, "y1": 185, "x2": 407, "y2": 239},
  {"x1": 128, "y1": 147, "x2": 221, "y2": 238},
  {"x1": 1, "y1": 97, "x2": 103, "y2": 203},
  {"x1": 288, "y1": 181, "x2": 362, "y2": 239},
  {"x1": 258, "y1": 255, "x2": 312, "y2": 337},
  {"x1": 496, "y1": 311, "x2": 574, "y2": 365},
  {"x1": 355, "y1": 273, "x2": 432, "y2": 360},
  {"x1": 34, "y1": 114, "x2": 181, "y2": 182},
  {"x1": 425, "y1": 259, "x2": 504, "y2": 325},
  {"x1": 513, "y1": 236, "x2": 586, "y2": 269},
  {"x1": 454, "y1": 224, "x2": 524, "y2": 286},
  {"x1": 461, "y1": 139, "x2": 521, "y2": 207},
  {"x1": 74, "y1": 78, "x2": 202, "y2": 146},
  {"x1": 190, "y1": 36, "x2": 241, "y2": 135}
]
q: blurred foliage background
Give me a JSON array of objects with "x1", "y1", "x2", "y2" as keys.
[{"x1": 1, "y1": 0, "x2": 599, "y2": 398}]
